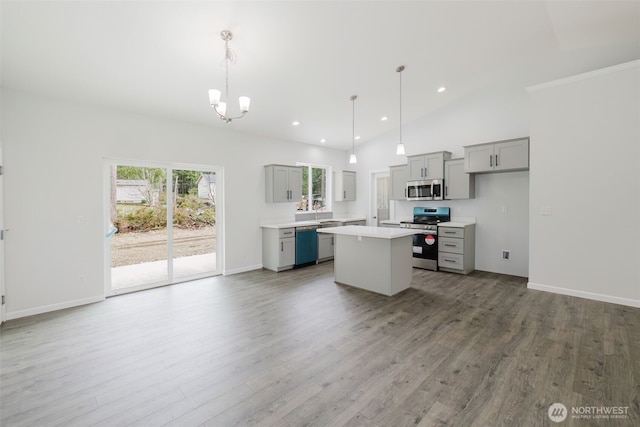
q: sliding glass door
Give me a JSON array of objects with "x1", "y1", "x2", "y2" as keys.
[
  {"x1": 105, "y1": 160, "x2": 220, "y2": 295},
  {"x1": 171, "y1": 169, "x2": 217, "y2": 280}
]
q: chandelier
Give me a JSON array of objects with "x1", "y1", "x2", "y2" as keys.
[
  {"x1": 208, "y1": 30, "x2": 250, "y2": 123},
  {"x1": 395, "y1": 65, "x2": 406, "y2": 155}
]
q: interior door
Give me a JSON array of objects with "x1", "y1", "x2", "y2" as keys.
[{"x1": 371, "y1": 171, "x2": 390, "y2": 226}]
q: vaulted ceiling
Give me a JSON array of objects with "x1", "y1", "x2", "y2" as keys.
[{"x1": 2, "y1": 1, "x2": 639, "y2": 150}]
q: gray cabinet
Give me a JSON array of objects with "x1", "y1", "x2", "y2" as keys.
[
  {"x1": 334, "y1": 170, "x2": 356, "y2": 201},
  {"x1": 262, "y1": 227, "x2": 295, "y2": 271},
  {"x1": 464, "y1": 137, "x2": 529, "y2": 173},
  {"x1": 438, "y1": 224, "x2": 475, "y2": 274},
  {"x1": 265, "y1": 164, "x2": 302, "y2": 203},
  {"x1": 317, "y1": 233, "x2": 334, "y2": 262},
  {"x1": 389, "y1": 164, "x2": 409, "y2": 200},
  {"x1": 407, "y1": 151, "x2": 452, "y2": 180},
  {"x1": 444, "y1": 158, "x2": 475, "y2": 200}
]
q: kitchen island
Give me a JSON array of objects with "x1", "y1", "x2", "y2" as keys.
[{"x1": 317, "y1": 225, "x2": 416, "y2": 296}]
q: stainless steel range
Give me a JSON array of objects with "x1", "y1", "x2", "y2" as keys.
[{"x1": 400, "y1": 207, "x2": 451, "y2": 271}]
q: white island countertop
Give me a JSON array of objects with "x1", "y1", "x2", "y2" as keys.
[{"x1": 317, "y1": 225, "x2": 416, "y2": 239}]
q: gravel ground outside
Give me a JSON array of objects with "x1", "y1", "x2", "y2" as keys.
[{"x1": 110, "y1": 226, "x2": 216, "y2": 267}]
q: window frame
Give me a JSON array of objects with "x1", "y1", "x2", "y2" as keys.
[{"x1": 295, "y1": 162, "x2": 332, "y2": 214}]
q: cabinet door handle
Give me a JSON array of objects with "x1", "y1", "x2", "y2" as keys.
[
  {"x1": 343, "y1": 190, "x2": 346, "y2": 199},
  {"x1": 281, "y1": 242, "x2": 284, "y2": 251},
  {"x1": 444, "y1": 258, "x2": 457, "y2": 263},
  {"x1": 444, "y1": 243, "x2": 456, "y2": 247},
  {"x1": 495, "y1": 154, "x2": 499, "y2": 166},
  {"x1": 445, "y1": 186, "x2": 448, "y2": 197},
  {"x1": 425, "y1": 167, "x2": 428, "y2": 177},
  {"x1": 490, "y1": 155, "x2": 493, "y2": 167}
]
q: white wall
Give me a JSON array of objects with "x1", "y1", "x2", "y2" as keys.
[
  {"x1": 352, "y1": 81, "x2": 531, "y2": 277},
  {"x1": 1, "y1": 89, "x2": 350, "y2": 319},
  {"x1": 528, "y1": 61, "x2": 640, "y2": 307}
]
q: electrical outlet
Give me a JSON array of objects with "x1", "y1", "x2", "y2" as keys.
[
  {"x1": 502, "y1": 250, "x2": 510, "y2": 260},
  {"x1": 540, "y1": 206, "x2": 552, "y2": 216}
]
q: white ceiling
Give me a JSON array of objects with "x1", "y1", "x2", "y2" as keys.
[{"x1": 2, "y1": 1, "x2": 639, "y2": 150}]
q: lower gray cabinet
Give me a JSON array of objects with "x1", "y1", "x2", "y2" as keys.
[
  {"x1": 317, "y1": 233, "x2": 334, "y2": 262},
  {"x1": 262, "y1": 227, "x2": 295, "y2": 272},
  {"x1": 438, "y1": 224, "x2": 475, "y2": 274}
]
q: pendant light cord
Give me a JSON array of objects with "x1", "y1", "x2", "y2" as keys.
[
  {"x1": 398, "y1": 66, "x2": 404, "y2": 145},
  {"x1": 399, "y1": 70, "x2": 402, "y2": 144},
  {"x1": 351, "y1": 95, "x2": 357, "y2": 154}
]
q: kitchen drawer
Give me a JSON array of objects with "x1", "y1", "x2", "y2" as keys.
[
  {"x1": 279, "y1": 228, "x2": 295, "y2": 238},
  {"x1": 439, "y1": 227, "x2": 464, "y2": 238},
  {"x1": 439, "y1": 237, "x2": 463, "y2": 254},
  {"x1": 438, "y1": 253, "x2": 464, "y2": 270}
]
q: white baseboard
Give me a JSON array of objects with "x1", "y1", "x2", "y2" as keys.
[
  {"x1": 6, "y1": 295, "x2": 106, "y2": 321},
  {"x1": 223, "y1": 264, "x2": 263, "y2": 276},
  {"x1": 528, "y1": 282, "x2": 640, "y2": 308}
]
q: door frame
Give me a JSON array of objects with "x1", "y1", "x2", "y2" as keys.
[
  {"x1": 103, "y1": 158, "x2": 223, "y2": 296},
  {"x1": 0, "y1": 146, "x2": 5, "y2": 323},
  {"x1": 369, "y1": 169, "x2": 390, "y2": 227}
]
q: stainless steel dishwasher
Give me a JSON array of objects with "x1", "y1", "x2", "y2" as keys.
[{"x1": 295, "y1": 225, "x2": 318, "y2": 266}]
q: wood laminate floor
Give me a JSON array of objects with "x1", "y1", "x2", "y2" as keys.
[{"x1": 1, "y1": 263, "x2": 639, "y2": 426}]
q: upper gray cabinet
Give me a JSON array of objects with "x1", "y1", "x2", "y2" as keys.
[
  {"x1": 444, "y1": 158, "x2": 475, "y2": 200},
  {"x1": 464, "y1": 137, "x2": 529, "y2": 173},
  {"x1": 389, "y1": 164, "x2": 409, "y2": 200},
  {"x1": 407, "y1": 151, "x2": 452, "y2": 180},
  {"x1": 265, "y1": 164, "x2": 302, "y2": 203},
  {"x1": 334, "y1": 170, "x2": 356, "y2": 201}
]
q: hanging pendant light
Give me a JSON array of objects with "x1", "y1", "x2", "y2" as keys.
[
  {"x1": 208, "y1": 30, "x2": 250, "y2": 123},
  {"x1": 349, "y1": 95, "x2": 358, "y2": 164},
  {"x1": 395, "y1": 65, "x2": 406, "y2": 155}
]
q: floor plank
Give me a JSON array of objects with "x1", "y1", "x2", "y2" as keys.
[{"x1": 1, "y1": 262, "x2": 639, "y2": 426}]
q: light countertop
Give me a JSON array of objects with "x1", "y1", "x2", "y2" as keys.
[
  {"x1": 317, "y1": 225, "x2": 416, "y2": 239},
  {"x1": 261, "y1": 217, "x2": 366, "y2": 229},
  {"x1": 438, "y1": 218, "x2": 476, "y2": 228}
]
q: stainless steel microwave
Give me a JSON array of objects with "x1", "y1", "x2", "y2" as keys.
[{"x1": 406, "y1": 180, "x2": 444, "y2": 201}]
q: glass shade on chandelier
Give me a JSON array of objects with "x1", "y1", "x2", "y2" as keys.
[
  {"x1": 208, "y1": 90, "x2": 250, "y2": 119},
  {"x1": 396, "y1": 142, "x2": 405, "y2": 155},
  {"x1": 349, "y1": 153, "x2": 357, "y2": 164}
]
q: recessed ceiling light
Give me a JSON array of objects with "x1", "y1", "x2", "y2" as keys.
[
  {"x1": 292, "y1": 121, "x2": 300, "y2": 126},
  {"x1": 437, "y1": 86, "x2": 446, "y2": 93},
  {"x1": 381, "y1": 116, "x2": 388, "y2": 121},
  {"x1": 355, "y1": 135, "x2": 361, "y2": 140},
  {"x1": 320, "y1": 138, "x2": 326, "y2": 143}
]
